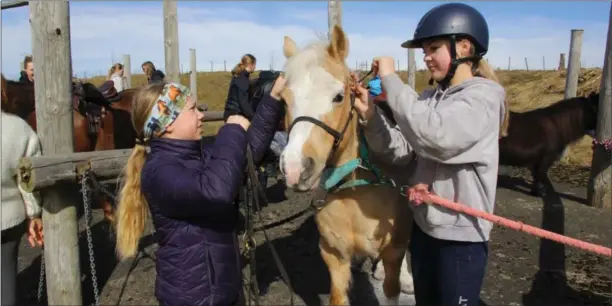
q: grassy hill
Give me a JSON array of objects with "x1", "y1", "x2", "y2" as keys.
[{"x1": 83, "y1": 68, "x2": 602, "y2": 167}]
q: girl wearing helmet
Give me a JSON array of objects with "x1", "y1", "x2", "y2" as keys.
[{"x1": 352, "y1": 3, "x2": 509, "y2": 305}]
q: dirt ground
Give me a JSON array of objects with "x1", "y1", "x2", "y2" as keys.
[{"x1": 15, "y1": 164, "x2": 611, "y2": 306}]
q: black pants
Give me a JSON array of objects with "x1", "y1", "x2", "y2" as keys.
[
  {"x1": 1, "y1": 221, "x2": 26, "y2": 306},
  {"x1": 409, "y1": 223, "x2": 488, "y2": 306}
]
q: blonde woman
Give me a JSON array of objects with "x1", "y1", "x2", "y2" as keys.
[
  {"x1": 114, "y1": 74, "x2": 286, "y2": 305},
  {"x1": 1, "y1": 75, "x2": 44, "y2": 305},
  {"x1": 108, "y1": 63, "x2": 126, "y2": 92},
  {"x1": 352, "y1": 3, "x2": 508, "y2": 305}
]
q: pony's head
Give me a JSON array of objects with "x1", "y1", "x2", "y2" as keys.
[{"x1": 280, "y1": 25, "x2": 357, "y2": 191}]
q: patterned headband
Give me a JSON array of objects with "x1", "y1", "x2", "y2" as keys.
[{"x1": 142, "y1": 82, "x2": 192, "y2": 140}]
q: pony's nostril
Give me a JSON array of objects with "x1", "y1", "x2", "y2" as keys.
[{"x1": 302, "y1": 157, "x2": 315, "y2": 173}]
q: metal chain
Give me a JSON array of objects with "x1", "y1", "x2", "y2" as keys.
[
  {"x1": 80, "y1": 172, "x2": 100, "y2": 306},
  {"x1": 37, "y1": 252, "x2": 45, "y2": 304}
]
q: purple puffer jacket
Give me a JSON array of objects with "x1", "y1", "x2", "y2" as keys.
[{"x1": 140, "y1": 94, "x2": 283, "y2": 306}]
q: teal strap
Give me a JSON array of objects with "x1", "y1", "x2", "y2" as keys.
[
  {"x1": 321, "y1": 158, "x2": 362, "y2": 190},
  {"x1": 320, "y1": 127, "x2": 396, "y2": 192}
]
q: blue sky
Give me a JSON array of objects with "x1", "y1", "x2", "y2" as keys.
[{"x1": 1, "y1": 1, "x2": 610, "y2": 80}]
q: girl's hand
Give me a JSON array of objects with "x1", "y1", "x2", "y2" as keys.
[
  {"x1": 372, "y1": 56, "x2": 396, "y2": 78},
  {"x1": 226, "y1": 115, "x2": 251, "y2": 131},
  {"x1": 349, "y1": 72, "x2": 375, "y2": 121},
  {"x1": 408, "y1": 183, "x2": 431, "y2": 206},
  {"x1": 270, "y1": 73, "x2": 287, "y2": 101},
  {"x1": 27, "y1": 218, "x2": 44, "y2": 248}
]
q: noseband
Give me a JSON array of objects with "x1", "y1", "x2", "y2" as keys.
[{"x1": 286, "y1": 70, "x2": 373, "y2": 155}]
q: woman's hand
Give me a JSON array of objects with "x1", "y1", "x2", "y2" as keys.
[
  {"x1": 226, "y1": 115, "x2": 251, "y2": 131},
  {"x1": 350, "y1": 72, "x2": 375, "y2": 121},
  {"x1": 27, "y1": 218, "x2": 44, "y2": 248},
  {"x1": 270, "y1": 73, "x2": 287, "y2": 101},
  {"x1": 372, "y1": 56, "x2": 396, "y2": 78}
]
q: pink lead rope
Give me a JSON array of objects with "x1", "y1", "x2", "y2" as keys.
[{"x1": 404, "y1": 187, "x2": 612, "y2": 257}]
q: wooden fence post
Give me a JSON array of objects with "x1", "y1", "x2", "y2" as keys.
[
  {"x1": 407, "y1": 49, "x2": 416, "y2": 88},
  {"x1": 190, "y1": 48, "x2": 198, "y2": 102},
  {"x1": 163, "y1": 0, "x2": 180, "y2": 83},
  {"x1": 587, "y1": 4, "x2": 612, "y2": 209},
  {"x1": 328, "y1": 0, "x2": 342, "y2": 36},
  {"x1": 122, "y1": 54, "x2": 131, "y2": 89},
  {"x1": 564, "y1": 29, "x2": 584, "y2": 99},
  {"x1": 559, "y1": 53, "x2": 566, "y2": 70},
  {"x1": 30, "y1": 2, "x2": 82, "y2": 304}
]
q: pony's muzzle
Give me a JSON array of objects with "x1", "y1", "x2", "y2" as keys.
[{"x1": 282, "y1": 156, "x2": 316, "y2": 189}]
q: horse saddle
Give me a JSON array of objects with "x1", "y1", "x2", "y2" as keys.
[{"x1": 98, "y1": 80, "x2": 122, "y2": 103}]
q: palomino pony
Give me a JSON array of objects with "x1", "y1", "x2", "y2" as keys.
[
  {"x1": 499, "y1": 91, "x2": 599, "y2": 196},
  {"x1": 2, "y1": 74, "x2": 137, "y2": 221},
  {"x1": 279, "y1": 25, "x2": 413, "y2": 305}
]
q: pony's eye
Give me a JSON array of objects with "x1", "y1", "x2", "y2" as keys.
[{"x1": 332, "y1": 93, "x2": 344, "y2": 103}]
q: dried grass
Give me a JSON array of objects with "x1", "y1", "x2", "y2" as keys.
[{"x1": 83, "y1": 67, "x2": 602, "y2": 166}]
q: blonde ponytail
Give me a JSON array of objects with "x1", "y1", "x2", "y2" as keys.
[
  {"x1": 115, "y1": 144, "x2": 149, "y2": 260},
  {"x1": 231, "y1": 63, "x2": 246, "y2": 77},
  {"x1": 114, "y1": 82, "x2": 165, "y2": 260},
  {"x1": 231, "y1": 54, "x2": 256, "y2": 77},
  {"x1": 474, "y1": 58, "x2": 510, "y2": 138}
]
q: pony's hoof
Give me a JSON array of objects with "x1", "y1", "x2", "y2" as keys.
[{"x1": 399, "y1": 272, "x2": 414, "y2": 294}]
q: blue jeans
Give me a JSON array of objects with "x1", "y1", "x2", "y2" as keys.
[{"x1": 409, "y1": 223, "x2": 489, "y2": 306}]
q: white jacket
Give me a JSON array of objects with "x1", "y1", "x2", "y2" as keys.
[
  {"x1": 1, "y1": 111, "x2": 43, "y2": 231},
  {"x1": 110, "y1": 72, "x2": 126, "y2": 92}
]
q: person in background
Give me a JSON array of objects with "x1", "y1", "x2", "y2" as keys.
[
  {"x1": 223, "y1": 54, "x2": 257, "y2": 122},
  {"x1": 1, "y1": 75, "x2": 44, "y2": 305},
  {"x1": 142, "y1": 61, "x2": 166, "y2": 84},
  {"x1": 108, "y1": 63, "x2": 127, "y2": 92},
  {"x1": 19, "y1": 55, "x2": 34, "y2": 85},
  {"x1": 114, "y1": 74, "x2": 286, "y2": 306},
  {"x1": 351, "y1": 3, "x2": 508, "y2": 305}
]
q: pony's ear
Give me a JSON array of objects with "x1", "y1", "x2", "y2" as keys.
[
  {"x1": 327, "y1": 24, "x2": 349, "y2": 60},
  {"x1": 283, "y1": 36, "x2": 298, "y2": 59}
]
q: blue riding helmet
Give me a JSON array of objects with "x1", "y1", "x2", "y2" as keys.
[{"x1": 368, "y1": 75, "x2": 383, "y2": 97}]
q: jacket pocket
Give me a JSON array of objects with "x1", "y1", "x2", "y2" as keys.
[{"x1": 424, "y1": 174, "x2": 459, "y2": 226}]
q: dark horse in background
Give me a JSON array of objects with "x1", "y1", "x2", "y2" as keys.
[
  {"x1": 2, "y1": 74, "x2": 137, "y2": 222},
  {"x1": 498, "y1": 91, "x2": 600, "y2": 197}
]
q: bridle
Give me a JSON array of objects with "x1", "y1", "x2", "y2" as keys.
[{"x1": 286, "y1": 69, "x2": 373, "y2": 156}]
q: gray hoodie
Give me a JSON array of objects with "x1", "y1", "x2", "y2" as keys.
[{"x1": 362, "y1": 73, "x2": 506, "y2": 242}]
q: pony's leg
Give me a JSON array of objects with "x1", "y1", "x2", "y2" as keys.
[
  {"x1": 531, "y1": 154, "x2": 557, "y2": 197},
  {"x1": 399, "y1": 251, "x2": 414, "y2": 294},
  {"x1": 320, "y1": 239, "x2": 352, "y2": 306},
  {"x1": 380, "y1": 246, "x2": 404, "y2": 302}
]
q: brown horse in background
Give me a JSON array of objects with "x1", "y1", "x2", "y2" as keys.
[
  {"x1": 2, "y1": 74, "x2": 137, "y2": 221},
  {"x1": 499, "y1": 91, "x2": 600, "y2": 197}
]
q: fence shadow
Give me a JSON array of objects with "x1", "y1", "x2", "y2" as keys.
[
  {"x1": 247, "y1": 215, "x2": 379, "y2": 306},
  {"x1": 496, "y1": 174, "x2": 586, "y2": 205},
  {"x1": 521, "y1": 181, "x2": 610, "y2": 306}
]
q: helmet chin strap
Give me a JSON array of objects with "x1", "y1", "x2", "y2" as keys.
[{"x1": 428, "y1": 35, "x2": 482, "y2": 88}]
